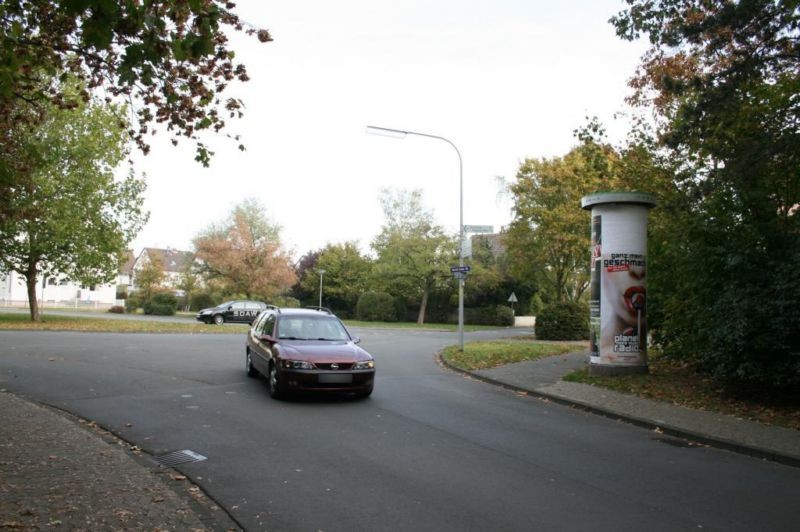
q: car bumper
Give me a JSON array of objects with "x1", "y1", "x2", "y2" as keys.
[
  {"x1": 280, "y1": 369, "x2": 375, "y2": 392},
  {"x1": 196, "y1": 315, "x2": 211, "y2": 322}
]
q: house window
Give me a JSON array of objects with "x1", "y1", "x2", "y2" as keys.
[{"x1": 48, "y1": 278, "x2": 57, "y2": 286}]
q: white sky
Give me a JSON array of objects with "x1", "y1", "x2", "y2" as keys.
[{"x1": 128, "y1": 0, "x2": 646, "y2": 259}]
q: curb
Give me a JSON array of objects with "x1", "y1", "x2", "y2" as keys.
[
  {"x1": 436, "y1": 353, "x2": 800, "y2": 469},
  {"x1": 12, "y1": 393, "x2": 244, "y2": 531}
]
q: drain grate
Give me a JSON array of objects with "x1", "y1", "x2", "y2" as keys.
[{"x1": 153, "y1": 449, "x2": 207, "y2": 467}]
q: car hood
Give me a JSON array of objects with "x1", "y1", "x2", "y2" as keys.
[{"x1": 281, "y1": 341, "x2": 372, "y2": 362}]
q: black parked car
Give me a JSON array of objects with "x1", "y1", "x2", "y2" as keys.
[{"x1": 196, "y1": 300, "x2": 267, "y2": 325}]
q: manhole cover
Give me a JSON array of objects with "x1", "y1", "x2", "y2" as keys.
[{"x1": 153, "y1": 449, "x2": 207, "y2": 467}]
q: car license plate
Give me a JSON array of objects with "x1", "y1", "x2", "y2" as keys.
[{"x1": 318, "y1": 373, "x2": 353, "y2": 384}]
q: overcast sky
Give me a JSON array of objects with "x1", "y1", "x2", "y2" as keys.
[{"x1": 128, "y1": 0, "x2": 646, "y2": 259}]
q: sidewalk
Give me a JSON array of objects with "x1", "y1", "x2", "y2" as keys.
[
  {"x1": 0, "y1": 391, "x2": 239, "y2": 531},
  {"x1": 444, "y1": 351, "x2": 800, "y2": 467}
]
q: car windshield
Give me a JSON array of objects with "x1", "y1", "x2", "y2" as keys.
[
  {"x1": 217, "y1": 301, "x2": 234, "y2": 308},
  {"x1": 278, "y1": 316, "x2": 350, "y2": 341}
]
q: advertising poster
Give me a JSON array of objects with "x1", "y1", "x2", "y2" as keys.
[
  {"x1": 589, "y1": 215, "x2": 601, "y2": 359},
  {"x1": 600, "y1": 252, "x2": 646, "y2": 363}
]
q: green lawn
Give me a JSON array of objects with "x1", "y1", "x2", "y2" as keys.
[
  {"x1": 0, "y1": 312, "x2": 512, "y2": 334},
  {"x1": 343, "y1": 320, "x2": 509, "y2": 332},
  {"x1": 0, "y1": 313, "x2": 248, "y2": 334},
  {"x1": 441, "y1": 338, "x2": 585, "y2": 370}
]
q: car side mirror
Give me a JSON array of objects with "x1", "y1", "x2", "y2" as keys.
[
  {"x1": 352, "y1": 336, "x2": 361, "y2": 344},
  {"x1": 227, "y1": 305, "x2": 233, "y2": 310},
  {"x1": 260, "y1": 334, "x2": 275, "y2": 343}
]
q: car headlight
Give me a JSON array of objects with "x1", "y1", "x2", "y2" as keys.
[
  {"x1": 353, "y1": 360, "x2": 374, "y2": 370},
  {"x1": 282, "y1": 360, "x2": 314, "y2": 370}
]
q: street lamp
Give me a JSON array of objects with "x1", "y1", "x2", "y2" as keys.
[
  {"x1": 317, "y1": 269, "x2": 326, "y2": 308},
  {"x1": 365, "y1": 125, "x2": 465, "y2": 351}
]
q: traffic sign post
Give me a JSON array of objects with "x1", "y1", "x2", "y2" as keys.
[{"x1": 463, "y1": 225, "x2": 493, "y2": 234}]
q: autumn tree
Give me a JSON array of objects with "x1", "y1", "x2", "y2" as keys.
[
  {"x1": 0, "y1": 87, "x2": 147, "y2": 321},
  {"x1": 371, "y1": 189, "x2": 456, "y2": 324},
  {"x1": 298, "y1": 242, "x2": 372, "y2": 313},
  {"x1": 0, "y1": 1, "x2": 271, "y2": 169},
  {"x1": 193, "y1": 199, "x2": 296, "y2": 301},
  {"x1": 134, "y1": 254, "x2": 166, "y2": 306},
  {"x1": 505, "y1": 140, "x2": 617, "y2": 304},
  {"x1": 611, "y1": 1, "x2": 800, "y2": 388}
]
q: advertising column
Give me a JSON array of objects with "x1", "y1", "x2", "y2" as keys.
[{"x1": 581, "y1": 192, "x2": 657, "y2": 376}]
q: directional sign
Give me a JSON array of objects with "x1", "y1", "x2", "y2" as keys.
[
  {"x1": 450, "y1": 265, "x2": 471, "y2": 274},
  {"x1": 463, "y1": 225, "x2": 493, "y2": 234}
]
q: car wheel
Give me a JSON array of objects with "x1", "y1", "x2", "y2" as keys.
[
  {"x1": 213, "y1": 314, "x2": 224, "y2": 325},
  {"x1": 246, "y1": 348, "x2": 259, "y2": 378},
  {"x1": 268, "y1": 362, "x2": 283, "y2": 399}
]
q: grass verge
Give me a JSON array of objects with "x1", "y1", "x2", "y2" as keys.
[
  {"x1": 343, "y1": 320, "x2": 508, "y2": 332},
  {"x1": 0, "y1": 313, "x2": 248, "y2": 334},
  {"x1": 564, "y1": 353, "x2": 800, "y2": 431},
  {"x1": 441, "y1": 338, "x2": 585, "y2": 371}
]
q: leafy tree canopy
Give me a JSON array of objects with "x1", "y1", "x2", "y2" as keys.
[
  {"x1": 193, "y1": 199, "x2": 296, "y2": 301},
  {"x1": 0, "y1": 0, "x2": 271, "y2": 168},
  {"x1": 0, "y1": 84, "x2": 148, "y2": 321}
]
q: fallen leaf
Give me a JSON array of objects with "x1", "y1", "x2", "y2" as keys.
[
  {"x1": 124, "y1": 423, "x2": 133, "y2": 428},
  {"x1": 171, "y1": 474, "x2": 187, "y2": 481}
]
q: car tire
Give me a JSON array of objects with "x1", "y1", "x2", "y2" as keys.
[
  {"x1": 213, "y1": 314, "x2": 224, "y2": 325},
  {"x1": 246, "y1": 349, "x2": 259, "y2": 378},
  {"x1": 268, "y1": 362, "x2": 283, "y2": 399}
]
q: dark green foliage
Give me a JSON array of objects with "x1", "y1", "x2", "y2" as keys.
[
  {"x1": 462, "y1": 306, "x2": 514, "y2": 326},
  {"x1": 535, "y1": 301, "x2": 588, "y2": 341},
  {"x1": 189, "y1": 292, "x2": 216, "y2": 312},
  {"x1": 144, "y1": 291, "x2": 177, "y2": 316},
  {"x1": 610, "y1": 1, "x2": 800, "y2": 389},
  {"x1": 356, "y1": 292, "x2": 398, "y2": 322},
  {"x1": 272, "y1": 296, "x2": 300, "y2": 308},
  {"x1": 124, "y1": 292, "x2": 143, "y2": 313}
]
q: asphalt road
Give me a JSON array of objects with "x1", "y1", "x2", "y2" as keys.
[{"x1": 0, "y1": 329, "x2": 798, "y2": 531}]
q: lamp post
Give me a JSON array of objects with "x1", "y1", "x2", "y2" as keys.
[
  {"x1": 365, "y1": 125, "x2": 465, "y2": 351},
  {"x1": 317, "y1": 269, "x2": 326, "y2": 308}
]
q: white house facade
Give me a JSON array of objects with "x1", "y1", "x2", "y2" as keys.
[{"x1": 0, "y1": 271, "x2": 117, "y2": 309}]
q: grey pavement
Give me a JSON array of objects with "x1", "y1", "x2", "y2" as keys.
[
  {"x1": 455, "y1": 350, "x2": 800, "y2": 467},
  {"x1": 0, "y1": 391, "x2": 239, "y2": 531}
]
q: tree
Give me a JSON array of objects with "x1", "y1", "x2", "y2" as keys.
[
  {"x1": 134, "y1": 254, "x2": 165, "y2": 306},
  {"x1": 193, "y1": 199, "x2": 296, "y2": 301},
  {"x1": 0, "y1": 1, "x2": 271, "y2": 169},
  {"x1": 298, "y1": 242, "x2": 372, "y2": 313},
  {"x1": 0, "y1": 91, "x2": 147, "y2": 322},
  {"x1": 371, "y1": 189, "x2": 456, "y2": 324},
  {"x1": 611, "y1": 1, "x2": 800, "y2": 388},
  {"x1": 176, "y1": 256, "x2": 201, "y2": 311},
  {"x1": 505, "y1": 142, "x2": 615, "y2": 303},
  {"x1": 290, "y1": 249, "x2": 321, "y2": 303}
]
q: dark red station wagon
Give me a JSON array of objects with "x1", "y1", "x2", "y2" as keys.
[{"x1": 245, "y1": 307, "x2": 375, "y2": 399}]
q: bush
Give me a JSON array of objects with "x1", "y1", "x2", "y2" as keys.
[
  {"x1": 271, "y1": 296, "x2": 301, "y2": 308},
  {"x1": 144, "y1": 291, "x2": 178, "y2": 316},
  {"x1": 190, "y1": 292, "x2": 217, "y2": 312},
  {"x1": 356, "y1": 292, "x2": 397, "y2": 322},
  {"x1": 535, "y1": 301, "x2": 588, "y2": 340},
  {"x1": 463, "y1": 305, "x2": 515, "y2": 326},
  {"x1": 108, "y1": 305, "x2": 125, "y2": 314},
  {"x1": 124, "y1": 293, "x2": 143, "y2": 313}
]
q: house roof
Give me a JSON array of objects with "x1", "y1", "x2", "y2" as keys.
[
  {"x1": 140, "y1": 248, "x2": 194, "y2": 273},
  {"x1": 119, "y1": 250, "x2": 136, "y2": 275}
]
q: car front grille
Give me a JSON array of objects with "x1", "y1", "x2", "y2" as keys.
[{"x1": 314, "y1": 362, "x2": 353, "y2": 370}]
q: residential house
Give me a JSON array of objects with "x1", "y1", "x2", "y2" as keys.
[
  {"x1": 131, "y1": 247, "x2": 195, "y2": 293},
  {"x1": 0, "y1": 271, "x2": 116, "y2": 309}
]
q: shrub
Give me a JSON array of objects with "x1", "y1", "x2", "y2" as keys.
[
  {"x1": 108, "y1": 305, "x2": 125, "y2": 314},
  {"x1": 535, "y1": 301, "x2": 588, "y2": 340},
  {"x1": 356, "y1": 292, "x2": 397, "y2": 322},
  {"x1": 144, "y1": 291, "x2": 178, "y2": 316},
  {"x1": 463, "y1": 305, "x2": 514, "y2": 326},
  {"x1": 190, "y1": 292, "x2": 217, "y2": 312},
  {"x1": 272, "y1": 296, "x2": 301, "y2": 308},
  {"x1": 124, "y1": 293, "x2": 143, "y2": 313}
]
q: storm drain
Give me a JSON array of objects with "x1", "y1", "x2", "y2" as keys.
[{"x1": 153, "y1": 449, "x2": 207, "y2": 467}]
